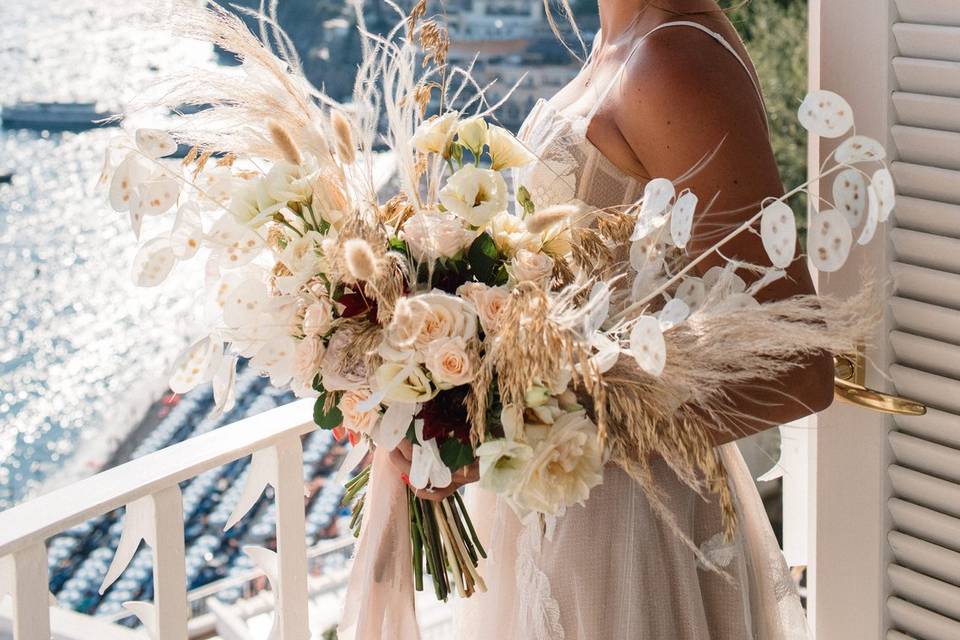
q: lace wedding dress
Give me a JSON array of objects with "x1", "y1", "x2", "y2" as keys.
[{"x1": 455, "y1": 21, "x2": 809, "y2": 640}]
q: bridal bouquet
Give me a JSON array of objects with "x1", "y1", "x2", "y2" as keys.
[{"x1": 103, "y1": 1, "x2": 894, "y2": 634}]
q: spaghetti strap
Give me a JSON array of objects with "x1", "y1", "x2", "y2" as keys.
[{"x1": 586, "y1": 20, "x2": 767, "y2": 126}]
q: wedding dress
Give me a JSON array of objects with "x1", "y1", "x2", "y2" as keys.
[{"x1": 455, "y1": 21, "x2": 809, "y2": 640}]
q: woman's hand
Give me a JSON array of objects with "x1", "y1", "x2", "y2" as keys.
[{"x1": 388, "y1": 438, "x2": 480, "y2": 502}]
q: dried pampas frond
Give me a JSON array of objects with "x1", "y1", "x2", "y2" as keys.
[{"x1": 331, "y1": 110, "x2": 357, "y2": 166}]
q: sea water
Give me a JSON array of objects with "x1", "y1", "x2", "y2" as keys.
[{"x1": 0, "y1": 1, "x2": 216, "y2": 508}]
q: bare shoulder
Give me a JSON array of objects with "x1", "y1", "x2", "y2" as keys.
[
  {"x1": 613, "y1": 22, "x2": 770, "y2": 178},
  {"x1": 615, "y1": 23, "x2": 766, "y2": 140}
]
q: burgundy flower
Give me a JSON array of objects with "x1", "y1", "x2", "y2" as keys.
[{"x1": 418, "y1": 386, "x2": 471, "y2": 444}]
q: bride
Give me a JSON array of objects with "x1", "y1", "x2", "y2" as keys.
[{"x1": 392, "y1": 0, "x2": 831, "y2": 638}]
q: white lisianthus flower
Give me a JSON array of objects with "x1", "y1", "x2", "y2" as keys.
[
  {"x1": 401, "y1": 211, "x2": 473, "y2": 261},
  {"x1": 488, "y1": 124, "x2": 537, "y2": 170},
  {"x1": 276, "y1": 230, "x2": 326, "y2": 294},
  {"x1": 265, "y1": 159, "x2": 316, "y2": 204},
  {"x1": 511, "y1": 249, "x2": 554, "y2": 285},
  {"x1": 515, "y1": 410, "x2": 604, "y2": 516},
  {"x1": 476, "y1": 438, "x2": 533, "y2": 494},
  {"x1": 303, "y1": 300, "x2": 333, "y2": 336},
  {"x1": 412, "y1": 112, "x2": 459, "y2": 155},
  {"x1": 524, "y1": 384, "x2": 551, "y2": 408},
  {"x1": 294, "y1": 335, "x2": 325, "y2": 387},
  {"x1": 380, "y1": 292, "x2": 478, "y2": 362},
  {"x1": 339, "y1": 390, "x2": 380, "y2": 436},
  {"x1": 489, "y1": 210, "x2": 538, "y2": 256},
  {"x1": 230, "y1": 178, "x2": 282, "y2": 226},
  {"x1": 374, "y1": 362, "x2": 436, "y2": 403},
  {"x1": 456, "y1": 117, "x2": 488, "y2": 152},
  {"x1": 423, "y1": 336, "x2": 476, "y2": 389},
  {"x1": 456, "y1": 282, "x2": 510, "y2": 335},
  {"x1": 439, "y1": 165, "x2": 508, "y2": 228}
]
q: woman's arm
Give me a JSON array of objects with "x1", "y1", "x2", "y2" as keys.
[{"x1": 614, "y1": 26, "x2": 835, "y2": 443}]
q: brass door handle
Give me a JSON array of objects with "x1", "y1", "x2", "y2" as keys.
[{"x1": 833, "y1": 355, "x2": 927, "y2": 416}]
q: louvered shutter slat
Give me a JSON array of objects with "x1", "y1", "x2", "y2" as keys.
[
  {"x1": 892, "y1": 58, "x2": 960, "y2": 98},
  {"x1": 892, "y1": 93, "x2": 960, "y2": 132},
  {"x1": 891, "y1": 263, "x2": 960, "y2": 309},
  {"x1": 888, "y1": 565, "x2": 960, "y2": 622},
  {"x1": 891, "y1": 229, "x2": 960, "y2": 273},
  {"x1": 888, "y1": 464, "x2": 960, "y2": 513},
  {"x1": 889, "y1": 331, "x2": 960, "y2": 380},
  {"x1": 892, "y1": 126, "x2": 960, "y2": 171},
  {"x1": 892, "y1": 24, "x2": 960, "y2": 62},
  {"x1": 888, "y1": 597, "x2": 960, "y2": 640},
  {"x1": 890, "y1": 366, "x2": 960, "y2": 415},
  {"x1": 896, "y1": 0, "x2": 960, "y2": 26},
  {"x1": 889, "y1": 532, "x2": 960, "y2": 588},
  {"x1": 894, "y1": 409, "x2": 960, "y2": 450},
  {"x1": 893, "y1": 196, "x2": 960, "y2": 238},
  {"x1": 888, "y1": 631, "x2": 918, "y2": 640},
  {"x1": 891, "y1": 163, "x2": 960, "y2": 204}
]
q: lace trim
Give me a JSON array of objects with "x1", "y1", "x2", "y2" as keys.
[{"x1": 516, "y1": 514, "x2": 565, "y2": 640}]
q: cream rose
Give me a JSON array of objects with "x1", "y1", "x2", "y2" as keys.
[
  {"x1": 412, "y1": 112, "x2": 458, "y2": 155},
  {"x1": 514, "y1": 410, "x2": 604, "y2": 515},
  {"x1": 401, "y1": 210, "x2": 473, "y2": 261},
  {"x1": 380, "y1": 291, "x2": 478, "y2": 362},
  {"x1": 511, "y1": 249, "x2": 554, "y2": 284},
  {"x1": 338, "y1": 390, "x2": 380, "y2": 435},
  {"x1": 423, "y1": 336, "x2": 476, "y2": 389},
  {"x1": 294, "y1": 335, "x2": 325, "y2": 387},
  {"x1": 439, "y1": 165, "x2": 507, "y2": 228},
  {"x1": 488, "y1": 124, "x2": 536, "y2": 170},
  {"x1": 456, "y1": 117, "x2": 488, "y2": 152},
  {"x1": 457, "y1": 282, "x2": 510, "y2": 335},
  {"x1": 303, "y1": 300, "x2": 333, "y2": 336},
  {"x1": 374, "y1": 362, "x2": 436, "y2": 403}
]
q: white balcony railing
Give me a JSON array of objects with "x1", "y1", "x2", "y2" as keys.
[{"x1": 0, "y1": 398, "x2": 320, "y2": 640}]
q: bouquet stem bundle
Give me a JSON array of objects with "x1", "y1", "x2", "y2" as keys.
[{"x1": 344, "y1": 466, "x2": 486, "y2": 600}]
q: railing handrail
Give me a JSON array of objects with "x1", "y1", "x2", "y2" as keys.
[{"x1": 0, "y1": 398, "x2": 315, "y2": 557}]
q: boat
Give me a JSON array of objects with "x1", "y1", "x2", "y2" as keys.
[
  {"x1": 0, "y1": 102, "x2": 119, "y2": 132},
  {"x1": 0, "y1": 172, "x2": 12, "y2": 184}
]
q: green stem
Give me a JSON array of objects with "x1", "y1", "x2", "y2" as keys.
[{"x1": 453, "y1": 491, "x2": 486, "y2": 559}]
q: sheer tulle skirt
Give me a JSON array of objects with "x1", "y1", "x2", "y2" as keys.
[{"x1": 455, "y1": 444, "x2": 809, "y2": 640}]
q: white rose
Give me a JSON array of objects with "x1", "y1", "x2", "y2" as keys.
[
  {"x1": 423, "y1": 337, "x2": 476, "y2": 389},
  {"x1": 457, "y1": 282, "x2": 510, "y2": 335},
  {"x1": 374, "y1": 362, "x2": 436, "y2": 403},
  {"x1": 514, "y1": 410, "x2": 604, "y2": 516},
  {"x1": 476, "y1": 438, "x2": 533, "y2": 495},
  {"x1": 401, "y1": 211, "x2": 473, "y2": 261},
  {"x1": 439, "y1": 165, "x2": 507, "y2": 228},
  {"x1": 294, "y1": 335, "x2": 325, "y2": 387},
  {"x1": 488, "y1": 124, "x2": 536, "y2": 171},
  {"x1": 489, "y1": 210, "x2": 538, "y2": 257},
  {"x1": 412, "y1": 112, "x2": 458, "y2": 155},
  {"x1": 511, "y1": 249, "x2": 554, "y2": 285},
  {"x1": 380, "y1": 292, "x2": 478, "y2": 362},
  {"x1": 456, "y1": 117, "x2": 488, "y2": 152},
  {"x1": 339, "y1": 390, "x2": 380, "y2": 435},
  {"x1": 303, "y1": 300, "x2": 333, "y2": 336}
]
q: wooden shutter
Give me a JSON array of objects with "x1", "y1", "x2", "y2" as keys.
[{"x1": 887, "y1": 2, "x2": 960, "y2": 638}]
